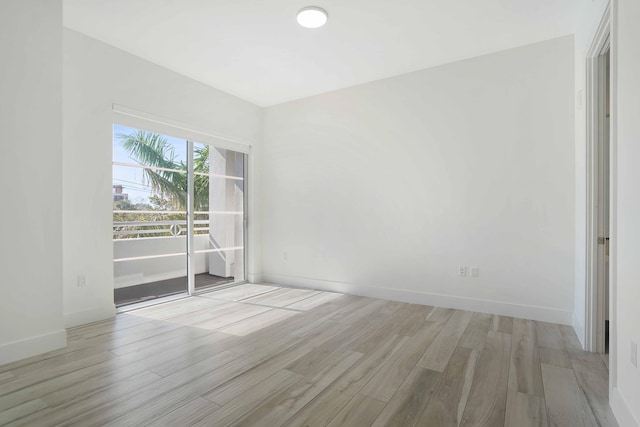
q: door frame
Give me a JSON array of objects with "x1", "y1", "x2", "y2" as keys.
[
  {"x1": 585, "y1": 2, "x2": 613, "y2": 355},
  {"x1": 112, "y1": 104, "x2": 252, "y2": 302},
  {"x1": 585, "y1": 6, "x2": 611, "y2": 353}
]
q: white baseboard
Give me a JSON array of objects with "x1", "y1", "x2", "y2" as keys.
[
  {"x1": 572, "y1": 312, "x2": 586, "y2": 349},
  {"x1": 64, "y1": 305, "x2": 116, "y2": 328},
  {"x1": 0, "y1": 329, "x2": 67, "y2": 366},
  {"x1": 611, "y1": 387, "x2": 639, "y2": 427},
  {"x1": 262, "y1": 274, "x2": 573, "y2": 325}
]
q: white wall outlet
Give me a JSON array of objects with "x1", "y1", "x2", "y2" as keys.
[
  {"x1": 458, "y1": 266, "x2": 467, "y2": 277},
  {"x1": 632, "y1": 340, "x2": 638, "y2": 368},
  {"x1": 77, "y1": 274, "x2": 86, "y2": 288},
  {"x1": 283, "y1": 252, "x2": 288, "y2": 261},
  {"x1": 470, "y1": 267, "x2": 479, "y2": 277}
]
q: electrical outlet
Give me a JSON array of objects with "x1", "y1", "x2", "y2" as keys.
[
  {"x1": 283, "y1": 252, "x2": 288, "y2": 261},
  {"x1": 632, "y1": 340, "x2": 638, "y2": 368},
  {"x1": 77, "y1": 274, "x2": 86, "y2": 288},
  {"x1": 458, "y1": 266, "x2": 467, "y2": 277},
  {"x1": 470, "y1": 267, "x2": 479, "y2": 277}
]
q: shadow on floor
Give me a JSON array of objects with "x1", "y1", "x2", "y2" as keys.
[{"x1": 114, "y1": 273, "x2": 234, "y2": 307}]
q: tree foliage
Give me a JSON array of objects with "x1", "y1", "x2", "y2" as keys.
[
  {"x1": 115, "y1": 130, "x2": 210, "y2": 210},
  {"x1": 113, "y1": 130, "x2": 211, "y2": 239}
]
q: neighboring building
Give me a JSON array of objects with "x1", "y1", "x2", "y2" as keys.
[{"x1": 113, "y1": 185, "x2": 128, "y2": 201}]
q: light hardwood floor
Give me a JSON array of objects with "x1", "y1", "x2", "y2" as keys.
[{"x1": 0, "y1": 284, "x2": 617, "y2": 426}]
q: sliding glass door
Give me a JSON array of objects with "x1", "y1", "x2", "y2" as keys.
[
  {"x1": 112, "y1": 124, "x2": 247, "y2": 306},
  {"x1": 192, "y1": 142, "x2": 246, "y2": 292}
]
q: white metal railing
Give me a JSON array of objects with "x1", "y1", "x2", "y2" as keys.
[
  {"x1": 112, "y1": 211, "x2": 242, "y2": 239},
  {"x1": 113, "y1": 210, "x2": 243, "y2": 215},
  {"x1": 112, "y1": 219, "x2": 208, "y2": 237},
  {"x1": 112, "y1": 210, "x2": 244, "y2": 262}
]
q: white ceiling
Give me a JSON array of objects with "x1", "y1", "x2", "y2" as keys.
[{"x1": 63, "y1": 0, "x2": 577, "y2": 107}]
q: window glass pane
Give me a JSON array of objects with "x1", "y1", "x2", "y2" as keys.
[
  {"x1": 194, "y1": 142, "x2": 246, "y2": 287},
  {"x1": 113, "y1": 125, "x2": 187, "y2": 305}
]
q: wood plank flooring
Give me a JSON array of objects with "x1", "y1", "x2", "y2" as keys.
[{"x1": 0, "y1": 284, "x2": 616, "y2": 426}]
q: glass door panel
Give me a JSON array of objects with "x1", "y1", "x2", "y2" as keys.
[
  {"x1": 192, "y1": 142, "x2": 246, "y2": 291},
  {"x1": 112, "y1": 125, "x2": 188, "y2": 306}
]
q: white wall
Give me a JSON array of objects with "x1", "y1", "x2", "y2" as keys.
[
  {"x1": 572, "y1": 0, "x2": 609, "y2": 348},
  {"x1": 63, "y1": 29, "x2": 262, "y2": 327},
  {"x1": 0, "y1": 0, "x2": 66, "y2": 364},
  {"x1": 612, "y1": 0, "x2": 640, "y2": 424},
  {"x1": 262, "y1": 36, "x2": 575, "y2": 324}
]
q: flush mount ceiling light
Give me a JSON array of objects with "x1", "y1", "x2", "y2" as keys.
[{"x1": 297, "y1": 6, "x2": 328, "y2": 29}]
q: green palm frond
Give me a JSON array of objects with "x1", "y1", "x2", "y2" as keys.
[
  {"x1": 143, "y1": 168, "x2": 187, "y2": 207},
  {"x1": 117, "y1": 131, "x2": 186, "y2": 207},
  {"x1": 117, "y1": 131, "x2": 177, "y2": 170},
  {"x1": 193, "y1": 145, "x2": 209, "y2": 210},
  {"x1": 116, "y1": 131, "x2": 211, "y2": 210}
]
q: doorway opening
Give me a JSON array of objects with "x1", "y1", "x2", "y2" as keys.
[
  {"x1": 585, "y1": 7, "x2": 612, "y2": 358},
  {"x1": 598, "y1": 48, "x2": 610, "y2": 356},
  {"x1": 112, "y1": 124, "x2": 248, "y2": 307}
]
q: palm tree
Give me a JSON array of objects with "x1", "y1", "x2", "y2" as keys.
[
  {"x1": 192, "y1": 144, "x2": 210, "y2": 211},
  {"x1": 116, "y1": 130, "x2": 209, "y2": 210}
]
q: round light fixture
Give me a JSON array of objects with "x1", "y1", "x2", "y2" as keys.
[{"x1": 297, "y1": 6, "x2": 328, "y2": 29}]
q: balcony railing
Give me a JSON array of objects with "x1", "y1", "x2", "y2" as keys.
[
  {"x1": 112, "y1": 210, "x2": 242, "y2": 239},
  {"x1": 112, "y1": 210, "x2": 244, "y2": 263}
]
